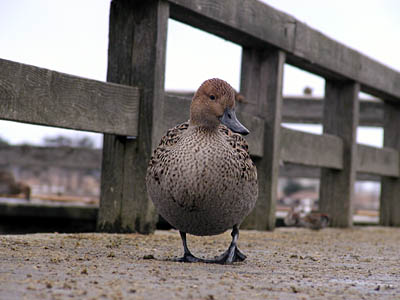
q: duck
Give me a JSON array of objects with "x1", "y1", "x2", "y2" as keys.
[
  {"x1": 284, "y1": 206, "x2": 330, "y2": 230},
  {"x1": 0, "y1": 171, "x2": 31, "y2": 201},
  {"x1": 146, "y1": 78, "x2": 258, "y2": 264}
]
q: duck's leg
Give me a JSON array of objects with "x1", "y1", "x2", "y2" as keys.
[
  {"x1": 174, "y1": 231, "x2": 204, "y2": 263},
  {"x1": 206, "y1": 225, "x2": 246, "y2": 264}
]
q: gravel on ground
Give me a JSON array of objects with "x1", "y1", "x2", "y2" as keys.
[{"x1": 1, "y1": 227, "x2": 399, "y2": 299}]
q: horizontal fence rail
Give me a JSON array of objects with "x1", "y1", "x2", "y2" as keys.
[
  {"x1": 164, "y1": 92, "x2": 400, "y2": 180},
  {"x1": 166, "y1": 92, "x2": 385, "y2": 126},
  {"x1": 357, "y1": 145, "x2": 399, "y2": 177},
  {"x1": 168, "y1": 0, "x2": 400, "y2": 101},
  {"x1": 280, "y1": 127, "x2": 343, "y2": 169},
  {"x1": 0, "y1": 145, "x2": 385, "y2": 183},
  {"x1": 282, "y1": 97, "x2": 383, "y2": 126},
  {"x1": 280, "y1": 164, "x2": 381, "y2": 182},
  {"x1": 0, "y1": 145, "x2": 101, "y2": 170},
  {"x1": 0, "y1": 58, "x2": 140, "y2": 136}
]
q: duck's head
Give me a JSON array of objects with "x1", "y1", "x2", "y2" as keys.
[{"x1": 189, "y1": 78, "x2": 250, "y2": 135}]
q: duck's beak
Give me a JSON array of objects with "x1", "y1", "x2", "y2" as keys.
[{"x1": 219, "y1": 108, "x2": 250, "y2": 135}]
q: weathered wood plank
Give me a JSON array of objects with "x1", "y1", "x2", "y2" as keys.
[
  {"x1": 0, "y1": 145, "x2": 101, "y2": 170},
  {"x1": 283, "y1": 97, "x2": 383, "y2": 126},
  {"x1": 357, "y1": 100, "x2": 384, "y2": 127},
  {"x1": 282, "y1": 97, "x2": 323, "y2": 125},
  {"x1": 98, "y1": 0, "x2": 169, "y2": 234},
  {"x1": 168, "y1": 0, "x2": 400, "y2": 101},
  {"x1": 169, "y1": 0, "x2": 296, "y2": 50},
  {"x1": 380, "y1": 102, "x2": 400, "y2": 226},
  {"x1": 0, "y1": 58, "x2": 139, "y2": 136},
  {"x1": 290, "y1": 22, "x2": 400, "y2": 100},
  {"x1": 319, "y1": 81, "x2": 359, "y2": 227},
  {"x1": 239, "y1": 49, "x2": 271, "y2": 117},
  {"x1": 162, "y1": 94, "x2": 191, "y2": 131},
  {"x1": 357, "y1": 145, "x2": 399, "y2": 177},
  {"x1": 166, "y1": 93, "x2": 384, "y2": 126},
  {"x1": 280, "y1": 127, "x2": 343, "y2": 169},
  {"x1": 0, "y1": 144, "x2": 382, "y2": 183},
  {"x1": 239, "y1": 48, "x2": 285, "y2": 231},
  {"x1": 279, "y1": 163, "x2": 381, "y2": 182},
  {"x1": 237, "y1": 111, "x2": 265, "y2": 157}
]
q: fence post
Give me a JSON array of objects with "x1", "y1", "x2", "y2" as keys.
[
  {"x1": 97, "y1": 0, "x2": 169, "y2": 233},
  {"x1": 239, "y1": 48, "x2": 285, "y2": 230},
  {"x1": 380, "y1": 102, "x2": 400, "y2": 226},
  {"x1": 319, "y1": 81, "x2": 359, "y2": 227}
]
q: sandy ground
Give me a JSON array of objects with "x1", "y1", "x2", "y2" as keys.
[{"x1": 0, "y1": 227, "x2": 399, "y2": 300}]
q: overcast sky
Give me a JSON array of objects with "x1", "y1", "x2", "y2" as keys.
[{"x1": 1, "y1": 0, "x2": 399, "y2": 148}]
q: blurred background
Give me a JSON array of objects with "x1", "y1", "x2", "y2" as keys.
[{"x1": 1, "y1": 0, "x2": 399, "y2": 231}]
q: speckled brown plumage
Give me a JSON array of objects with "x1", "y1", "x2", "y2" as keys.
[
  {"x1": 147, "y1": 121, "x2": 257, "y2": 236},
  {"x1": 146, "y1": 79, "x2": 258, "y2": 239}
]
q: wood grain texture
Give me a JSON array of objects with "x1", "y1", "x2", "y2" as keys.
[
  {"x1": 169, "y1": 0, "x2": 296, "y2": 49},
  {"x1": 168, "y1": 0, "x2": 400, "y2": 100},
  {"x1": 280, "y1": 127, "x2": 343, "y2": 169},
  {"x1": 236, "y1": 111, "x2": 265, "y2": 157},
  {"x1": 319, "y1": 81, "x2": 360, "y2": 228},
  {"x1": 162, "y1": 93, "x2": 191, "y2": 131},
  {"x1": 0, "y1": 58, "x2": 139, "y2": 136},
  {"x1": 282, "y1": 97, "x2": 323, "y2": 125},
  {"x1": 357, "y1": 145, "x2": 399, "y2": 177},
  {"x1": 380, "y1": 102, "x2": 400, "y2": 226},
  {"x1": 240, "y1": 48, "x2": 285, "y2": 231},
  {"x1": 165, "y1": 93, "x2": 384, "y2": 126},
  {"x1": 98, "y1": 0, "x2": 169, "y2": 233},
  {"x1": 283, "y1": 97, "x2": 383, "y2": 126}
]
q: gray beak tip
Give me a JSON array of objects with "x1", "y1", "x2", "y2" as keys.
[
  {"x1": 220, "y1": 108, "x2": 250, "y2": 136},
  {"x1": 241, "y1": 128, "x2": 250, "y2": 136}
]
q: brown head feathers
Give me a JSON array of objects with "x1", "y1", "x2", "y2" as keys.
[{"x1": 189, "y1": 78, "x2": 235, "y2": 129}]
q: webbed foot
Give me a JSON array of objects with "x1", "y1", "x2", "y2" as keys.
[
  {"x1": 174, "y1": 253, "x2": 205, "y2": 263},
  {"x1": 174, "y1": 226, "x2": 246, "y2": 264},
  {"x1": 206, "y1": 244, "x2": 246, "y2": 264},
  {"x1": 174, "y1": 231, "x2": 205, "y2": 263}
]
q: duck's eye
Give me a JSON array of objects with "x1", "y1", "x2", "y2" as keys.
[{"x1": 209, "y1": 95, "x2": 216, "y2": 100}]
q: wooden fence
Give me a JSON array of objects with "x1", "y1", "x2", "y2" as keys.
[{"x1": 1, "y1": 0, "x2": 400, "y2": 232}]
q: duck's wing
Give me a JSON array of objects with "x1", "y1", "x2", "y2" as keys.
[
  {"x1": 158, "y1": 121, "x2": 189, "y2": 147},
  {"x1": 219, "y1": 125, "x2": 258, "y2": 183},
  {"x1": 147, "y1": 121, "x2": 189, "y2": 169}
]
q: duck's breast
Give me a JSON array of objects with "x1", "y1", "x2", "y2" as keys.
[{"x1": 147, "y1": 127, "x2": 257, "y2": 236}]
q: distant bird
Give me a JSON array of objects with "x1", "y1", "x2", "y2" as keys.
[
  {"x1": 147, "y1": 78, "x2": 258, "y2": 264},
  {"x1": 0, "y1": 171, "x2": 31, "y2": 201},
  {"x1": 284, "y1": 207, "x2": 329, "y2": 230},
  {"x1": 302, "y1": 212, "x2": 330, "y2": 230},
  {"x1": 303, "y1": 86, "x2": 313, "y2": 96}
]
